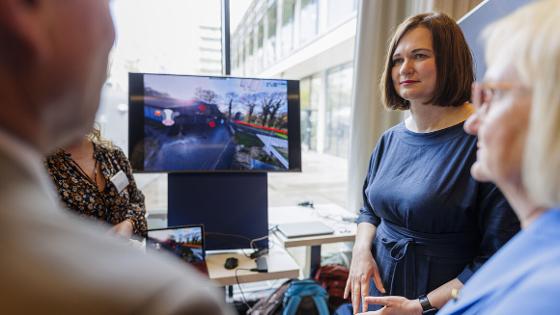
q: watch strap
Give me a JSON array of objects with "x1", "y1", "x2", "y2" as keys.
[{"x1": 418, "y1": 294, "x2": 436, "y2": 313}]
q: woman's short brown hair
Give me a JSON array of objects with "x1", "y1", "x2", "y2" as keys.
[{"x1": 380, "y1": 12, "x2": 474, "y2": 110}]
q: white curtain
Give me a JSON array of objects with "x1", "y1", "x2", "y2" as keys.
[
  {"x1": 346, "y1": 0, "x2": 483, "y2": 213},
  {"x1": 410, "y1": 0, "x2": 485, "y2": 21}
]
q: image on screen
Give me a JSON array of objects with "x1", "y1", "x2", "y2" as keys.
[
  {"x1": 139, "y1": 74, "x2": 290, "y2": 172},
  {"x1": 147, "y1": 226, "x2": 204, "y2": 265}
]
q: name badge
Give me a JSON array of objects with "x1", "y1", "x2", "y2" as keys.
[{"x1": 110, "y1": 170, "x2": 129, "y2": 194}]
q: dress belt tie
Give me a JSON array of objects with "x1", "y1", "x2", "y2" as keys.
[
  {"x1": 382, "y1": 236, "x2": 415, "y2": 298},
  {"x1": 377, "y1": 220, "x2": 477, "y2": 298}
]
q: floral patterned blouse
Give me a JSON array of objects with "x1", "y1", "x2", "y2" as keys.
[{"x1": 45, "y1": 142, "x2": 148, "y2": 237}]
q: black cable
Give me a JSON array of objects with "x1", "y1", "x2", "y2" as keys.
[
  {"x1": 297, "y1": 200, "x2": 314, "y2": 208},
  {"x1": 235, "y1": 268, "x2": 254, "y2": 312}
]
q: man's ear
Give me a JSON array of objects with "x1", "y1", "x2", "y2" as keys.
[{"x1": 0, "y1": 0, "x2": 49, "y2": 67}]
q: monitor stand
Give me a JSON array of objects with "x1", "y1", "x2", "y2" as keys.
[{"x1": 167, "y1": 172, "x2": 268, "y2": 251}]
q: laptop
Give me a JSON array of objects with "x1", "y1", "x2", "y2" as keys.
[
  {"x1": 147, "y1": 224, "x2": 209, "y2": 276},
  {"x1": 277, "y1": 221, "x2": 334, "y2": 239}
]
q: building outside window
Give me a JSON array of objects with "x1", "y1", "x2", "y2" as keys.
[
  {"x1": 198, "y1": 25, "x2": 222, "y2": 74},
  {"x1": 102, "y1": 0, "x2": 222, "y2": 213},
  {"x1": 104, "y1": 0, "x2": 358, "y2": 212},
  {"x1": 325, "y1": 63, "x2": 353, "y2": 158},
  {"x1": 239, "y1": 37, "x2": 245, "y2": 71},
  {"x1": 300, "y1": 75, "x2": 320, "y2": 151},
  {"x1": 230, "y1": 0, "x2": 357, "y2": 207},
  {"x1": 265, "y1": 2, "x2": 278, "y2": 67},
  {"x1": 299, "y1": 0, "x2": 319, "y2": 45},
  {"x1": 280, "y1": 0, "x2": 296, "y2": 57},
  {"x1": 244, "y1": 30, "x2": 253, "y2": 73},
  {"x1": 309, "y1": 74, "x2": 322, "y2": 152},
  {"x1": 256, "y1": 17, "x2": 265, "y2": 70},
  {"x1": 327, "y1": 0, "x2": 358, "y2": 28}
]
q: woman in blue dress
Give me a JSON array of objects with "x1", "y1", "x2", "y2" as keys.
[
  {"x1": 434, "y1": 1, "x2": 560, "y2": 314},
  {"x1": 341, "y1": 13, "x2": 520, "y2": 315}
]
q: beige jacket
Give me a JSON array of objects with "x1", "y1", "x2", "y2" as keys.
[{"x1": 0, "y1": 151, "x2": 234, "y2": 315}]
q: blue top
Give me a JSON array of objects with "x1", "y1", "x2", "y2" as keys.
[
  {"x1": 439, "y1": 209, "x2": 560, "y2": 315},
  {"x1": 356, "y1": 122, "x2": 519, "y2": 306}
]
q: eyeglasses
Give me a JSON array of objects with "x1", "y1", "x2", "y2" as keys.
[{"x1": 471, "y1": 82, "x2": 516, "y2": 116}]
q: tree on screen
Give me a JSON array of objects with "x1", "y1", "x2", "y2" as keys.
[
  {"x1": 239, "y1": 93, "x2": 258, "y2": 123},
  {"x1": 267, "y1": 92, "x2": 286, "y2": 128},
  {"x1": 259, "y1": 92, "x2": 285, "y2": 128},
  {"x1": 195, "y1": 87, "x2": 219, "y2": 104},
  {"x1": 225, "y1": 92, "x2": 238, "y2": 119}
]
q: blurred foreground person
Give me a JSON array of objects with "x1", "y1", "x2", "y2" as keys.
[
  {"x1": 438, "y1": 0, "x2": 560, "y2": 313},
  {"x1": 0, "y1": 0, "x2": 233, "y2": 314}
]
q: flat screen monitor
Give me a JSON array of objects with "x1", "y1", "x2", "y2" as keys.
[{"x1": 128, "y1": 72, "x2": 301, "y2": 173}]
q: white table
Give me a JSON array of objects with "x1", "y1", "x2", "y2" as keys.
[
  {"x1": 146, "y1": 203, "x2": 357, "y2": 280},
  {"x1": 206, "y1": 246, "x2": 300, "y2": 286}
]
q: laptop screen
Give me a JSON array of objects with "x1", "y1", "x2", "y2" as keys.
[{"x1": 146, "y1": 225, "x2": 207, "y2": 274}]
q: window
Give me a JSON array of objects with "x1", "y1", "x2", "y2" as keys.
[
  {"x1": 267, "y1": 2, "x2": 278, "y2": 39},
  {"x1": 299, "y1": 0, "x2": 319, "y2": 44},
  {"x1": 327, "y1": 0, "x2": 357, "y2": 28},
  {"x1": 257, "y1": 19, "x2": 265, "y2": 49},
  {"x1": 300, "y1": 75, "x2": 320, "y2": 151},
  {"x1": 266, "y1": 2, "x2": 278, "y2": 66},
  {"x1": 102, "y1": 0, "x2": 222, "y2": 213},
  {"x1": 246, "y1": 28, "x2": 254, "y2": 73},
  {"x1": 281, "y1": 0, "x2": 296, "y2": 56},
  {"x1": 244, "y1": 34, "x2": 252, "y2": 73},
  {"x1": 255, "y1": 17, "x2": 265, "y2": 71},
  {"x1": 227, "y1": 0, "x2": 358, "y2": 209},
  {"x1": 282, "y1": 0, "x2": 296, "y2": 26},
  {"x1": 239, "y1": 40, "x2": 245, "y2": 71},
  {"x1": 230, "y1": 0, "x2": 253, "y2": 74},
  {"x1": 102, "y1": 0, "x2": 359, "y2": 224},
  {"x1": 325, "y1": 63, "x2": 353, "y2": 158},
  {"x1": 248, "y1": 30, "x2": 254, "y2": 57}
]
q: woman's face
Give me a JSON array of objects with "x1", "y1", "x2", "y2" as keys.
[
  {"x1": 464, "y1": 61, "x2": 531, "y2": 187},
  {"x1": 391, "y1": 26, "x2": 437, "y2": 104}
]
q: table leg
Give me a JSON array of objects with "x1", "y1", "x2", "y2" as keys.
[
  {"x1": 309, "y1": 245, "x2": 321, "y2": 278},
  {"x1": 228, "y1": 285, "x2": 233, "y2": 299}
]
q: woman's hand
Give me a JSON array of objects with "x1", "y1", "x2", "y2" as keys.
[
  {"x1": 344, "y1": 246, "x2": 386, "y2": 313},
  {"x1": 110, "y1": 219, "x2": 133, "y2": 239},
  {"x1": 358, "y1": 296, "x2": 423, "y2": 315}
]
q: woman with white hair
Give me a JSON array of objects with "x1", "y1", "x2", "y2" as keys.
[{"x1": 432, "y1": 0, "x2": 560, "y2": 313}]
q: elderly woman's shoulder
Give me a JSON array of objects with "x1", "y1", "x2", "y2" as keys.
[{"x1": 497, "y1": 263, "x2": 560, "y2": 313}]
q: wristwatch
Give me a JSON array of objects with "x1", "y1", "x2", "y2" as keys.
[{"x1": 418, "y1": 294, "x2": 436, "y2": 313}]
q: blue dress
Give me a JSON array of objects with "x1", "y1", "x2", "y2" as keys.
[
  {"x1": 439, "y1": 209, "x2": 560, "y2": 315},
  {"x1": 347, "y1": 122, "x2": 519, "y2": 313}
]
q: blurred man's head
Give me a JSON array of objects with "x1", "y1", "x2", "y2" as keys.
[{"x1": 0, "y1": 0, "x2": 115, "y2": 153}]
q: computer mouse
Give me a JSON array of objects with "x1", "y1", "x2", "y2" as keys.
[{"x1": 224, "y1": 257, "x2": 239, "y2": 270}]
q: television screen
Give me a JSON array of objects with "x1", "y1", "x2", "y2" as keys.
[{"x1": 129, "y1": 73, "x2": 301, "y2": 172}]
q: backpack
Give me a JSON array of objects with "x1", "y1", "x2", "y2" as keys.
[
  {"x1": 248, "y1": 279, "x2": 293, "y2": 315},
  {"x1": 282, "y1": 279, "x2": 330, "y2": 315},
  {"x1": 314, "y1": 264, "x2": 351, "y2": 312}
]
